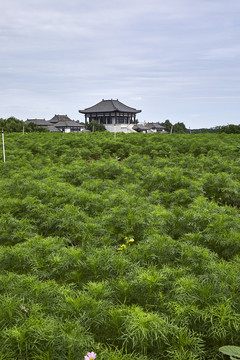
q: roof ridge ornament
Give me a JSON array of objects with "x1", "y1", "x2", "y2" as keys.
[{"x1": 111, "y1": 99, "x2": 118, "y2": 111}]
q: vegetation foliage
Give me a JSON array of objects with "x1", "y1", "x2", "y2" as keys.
[
  {"x1": 0, "y1": 132, "x2": 240, "y2": 359},
  {"x1": 216, "y1": 124, "x2": 240, "y2": 134},
  {"x1": 0, "y1": 117, "x2": 48, "y2": 132}
]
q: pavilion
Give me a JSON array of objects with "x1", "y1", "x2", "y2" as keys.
[
  {"x1": 79, "y1": 99, "x2": 141, "y2": 125},
  {"x1": 26, "y1": 115, "x2": 85, "y2": 133}
]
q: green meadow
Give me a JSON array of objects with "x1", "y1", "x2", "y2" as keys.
[{"x1": 0, "y1": 132, "x2": 240, "y2": 360}]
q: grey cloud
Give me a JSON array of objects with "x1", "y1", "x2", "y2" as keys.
[{"x1": 1, "y1": 0, "x2": 240, "y2": 128}]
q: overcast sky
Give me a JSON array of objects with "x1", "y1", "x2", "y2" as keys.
[{"x1": 1, "y1": 0, "x2": 240, "y2": 128}]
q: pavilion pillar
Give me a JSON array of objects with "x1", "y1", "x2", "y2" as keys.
[{"x1": 96, "y1": 113, "x2": 100, "y2": 124}]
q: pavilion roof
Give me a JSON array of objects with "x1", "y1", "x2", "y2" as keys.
[
  {"x1": 144, "y1": 123, "x2": 166, "y2": 129},
  {"x1": 49, "y1": 115, "x2": 73, "y2": 123},
  {"x1": 25, "y1": 119, "x2": 49, "y2": 126},
  {"x1": 79, "y1": 99, "x2": 141, "y2": 114},
  {"x1": 47, "y1": 126, "x2": 60, "y2": 132},
  {"x1": 133, "y1": 124, "x2": 149, "y2": 131},
  {"x1": 54, "y1": 120, "x2": 83, "y2": 127}
]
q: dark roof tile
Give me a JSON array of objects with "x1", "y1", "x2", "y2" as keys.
[
  {"x1": 54, "y1": 120, "x2": 83, "y2": 127},
  {"x1": 145, "y1": 123, "x2": 166, "y2": 129},
  {"x1": 49, "y1": 115, "x2": 72, "y2": 123},
  {"x1": 25, "y1": 119, "x2": 49, "y2": 126},
  {"x1": 79, "y1": 99, "x2": 141, "y2": 114}
]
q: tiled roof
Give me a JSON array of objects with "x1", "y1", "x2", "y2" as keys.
[
  {"x1": 47, "y1": 126, "x2": 60, "y2": 132},
  {"x1": 49, "y1": 115, "x2": 72, "y2": 123},
  {"x1": 54, "y1": 120, "x2": 83, "y2": 127},
  {"x1": 25, "y1": 119, "x2": 49, "y2": 126},
  {"x1": 133, "y1": 124, "x2": 149, "y2": 131},
  {"x1": 145, "y1": 123, "x2": 166, "y2": 129},
  {"x1": 79, "y1": 99, "x2": 141, "y2": 114}
]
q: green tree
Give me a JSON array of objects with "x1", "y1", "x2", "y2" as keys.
[
  {"x1": 173, "y1": 122, "x2": 187, "y2": 133},
  {"x1": 0, "y1": 117, "x2": 48, "y2": 132},
  {"x1": 86, "y1": 120, "x2": 106, "y2": 132},
  {"x1": 160, "y1": 119, "x2": 172, "y2": 132},
  {"x1": 216, "y1": 124, "x2": 240, "y2": 134}
]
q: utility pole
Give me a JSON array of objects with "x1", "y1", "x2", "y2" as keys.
[{"x1": 2, "y1": 129, "x2": 5, "y2": 163}]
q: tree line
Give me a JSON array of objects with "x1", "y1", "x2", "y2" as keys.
[
  {"x1": 160, "y1": 120, "x2": 240, "y2": 134},
  {"x1": 0, "y1": 117, "x2": 48, "y2": 132},
  {"x1": 1, "y1": 116, "x2": 240, "y2": 134}
]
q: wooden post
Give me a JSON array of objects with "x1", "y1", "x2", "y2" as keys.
[{"x1": 2, "y1": 129, "x2": 5, "y2": 163}]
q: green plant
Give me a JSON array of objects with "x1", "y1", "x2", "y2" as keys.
[
  {"x1": 1, "y1": 132, "x2": 240, "y2": 359},
  {"x1": 219, "y1": 346, "x2": 240, "y2": 359}
]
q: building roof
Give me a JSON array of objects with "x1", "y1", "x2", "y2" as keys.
[
  {"x1": 47, "y1": 126, "x2": 60, "y2": 132},
  {"x1": 49, "y1": 115, "x2": 73, "y2": 124},
  {"x1": 133, "y1": 124, "x2": 149, "y2": 132},
  {"x1": 79, "y1": 99, "x2": 141, "y2": 114},
  {"x1": 144, "y1": 123, "x2": 166, "y2": 129},
  {"x1": 25, "y1": 119, "x2": 49, "y2": 126},
  {"x1": 54, "y1": 120, "x2": 83, "y2": 128}
]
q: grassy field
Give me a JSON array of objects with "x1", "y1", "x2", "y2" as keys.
[{"x1": 0, "y1": 132, "x2": 240, "y2": 359}]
